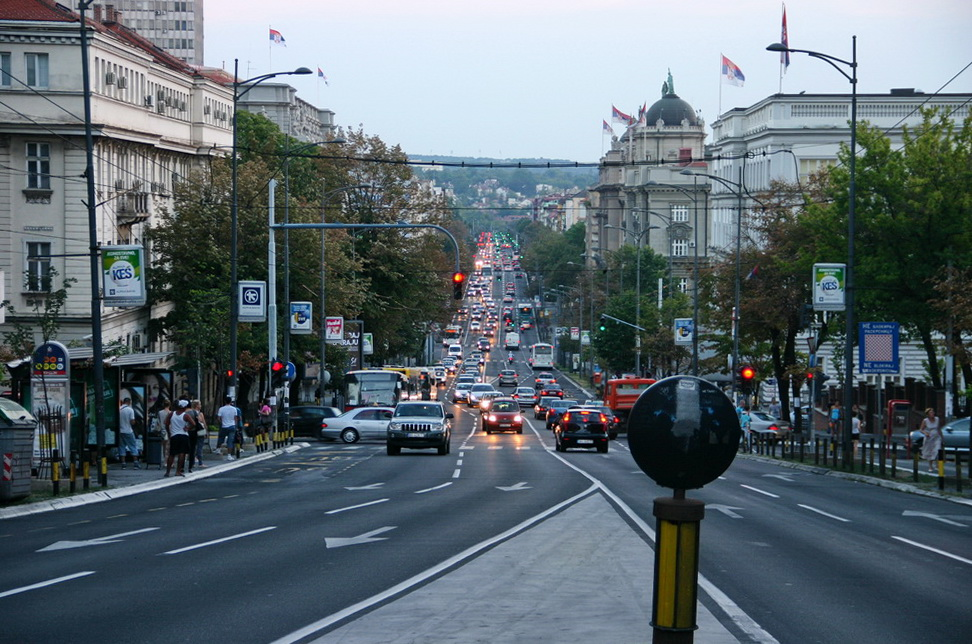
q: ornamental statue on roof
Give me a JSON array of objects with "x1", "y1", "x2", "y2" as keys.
[{"x1": 661, "y1": 69, "x2": 675, "y2": 97}]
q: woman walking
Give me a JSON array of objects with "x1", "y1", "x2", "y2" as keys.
[{"x1": 919, "y1": 408, "x2": 943, "y2": 473}]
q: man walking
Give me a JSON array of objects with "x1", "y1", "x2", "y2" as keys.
[
  {"x1": 165, "y1": 399, "x2": 193, "y2": 477},
  {"x1": 118, "y1": 397, "x2": 140, "y2": 469},
  {"x1": 215, "y1": 396, "x2": 239, "y2": 461}
]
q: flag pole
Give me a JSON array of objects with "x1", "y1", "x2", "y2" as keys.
[{"x1": 718, "y1": 55, "x2": 723, "y2": 116}]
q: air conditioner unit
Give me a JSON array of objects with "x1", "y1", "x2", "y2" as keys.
[
  {"x1": 156, "y1": 102, "x2": 165, "y2": 114},
  {"x1": 105, "y1": 71, "x2": 116, "y2": 85},
  {"x1": 151, "y1": 182, "x2": 163, "y2": 193},
  {"x1": 203, "y1": 104, "x2": 211, "y2": 115},
  {"x1": 114, "y1": 179, "x2": 125, "y2": 189},
  {"x1": 157, "y1": 89, "x2": 166, "y2": 101},
  {"x1": 144, "y1": 95, "x2": 154, "y2": 107},
  {"x1": 178, "y1": 100, "x2": 186, "y2": 111},
  {"x1": 117, "y1": 77, "x2": 128, "y2": 89}
]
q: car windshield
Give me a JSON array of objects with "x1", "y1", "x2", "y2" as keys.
[
  {"x1": 550, "y1": 400, "x2": 578, "y2": 411},
  {"x1": 516, "y1": 388, "x2": 535, "y2": 395},
  {"x1": 395, "y1": 404, "x2": 443, "y2": 418},
  {"x1": 470, "y1": 384, "x2": 494, "y2": 392},
  {"x1": 491, "y1": 401, "x2": 519, "y2": 412}
]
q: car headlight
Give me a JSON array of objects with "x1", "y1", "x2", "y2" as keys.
[{"x1": 388, "y1": 422, "x2": 402, "y2": 431}]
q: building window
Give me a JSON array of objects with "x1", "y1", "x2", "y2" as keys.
[
  {"x1": 26, "y1": 143, "x2": 51, "y2": 190},
  {"x1": 677, "y1": 278, "x2": 688, "y2": 293},
  {"x1": 25, "y1": 53, "x2": 49, "y2": 88},
  {"x1": 1, "y1": 53, "x2": 11, "y2": 88},
  {"x1": 672, "y1": 239, "x2": 688, "y2": 257},
  {"x1": 671, "y1": 204, "x2": 688, "y2": 223},
  {"x1": 26, "y1": 241, "x2": 52, "y2": 292}
]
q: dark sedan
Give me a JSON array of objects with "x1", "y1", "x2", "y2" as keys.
[
  {"x1": 554, "y1": 408, "x2": 610, "y2": 453},
  {"x1": 287, "y1": 405, "x2": 342, "y2": 438},
  {"x1": 539, "y1": 384, "x2": 564, "y2": 399}
]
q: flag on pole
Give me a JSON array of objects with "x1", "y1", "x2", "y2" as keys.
[
  {"x1": 745, "y1": 264, "x2": 760, "y2": 280},
  {"x1": 269, "y1": 28, "x2": 286, "y2": 46},
  {"x1": 602, "y1": 119, "x2": 614, "y2": 135},
  {"x1": 721, "y1": 55, "x2": 746, "y2": 87},
  {"x1": 611, "y1": 105, "x2": 633, "y2": 125},
  {"x1": 781, "y1": 5, "x2": 790, "y2": 70},
  {"x1": 317, "y1": 67, "x2": 329, "y2": 85}
]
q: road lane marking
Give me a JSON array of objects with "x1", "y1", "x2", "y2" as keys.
[
  {"x1": 488, "y1": 446, "x2": 503, "y2": 450},
  {"x1": 892, "y1": 536, "x2": 972, "y2": 566},
  {"x1": 0, "y1": 571, "x2": 95, "y2": 599},
  {"x1": 709, "y1": 504, "x2": 744, "y2": 519},
  {"x1": 415, "y1": 482, "x2": 453, "y2": 494},
  {"x1": 456, "y1": 459, "x2": 463, "y2": 466},
  {"x1": 344, "y1": 483, "x2": 385, "y2": 491},
  {"x1": 161, "y1": 526, "x2": 277, "y2": 555},
  {"x1": 740, "y1": 484, "x2": 780, "y2": 498},
  {"x1": 902, "y1": 511, "x2": 967, "y2": 527},
  {"x1": 324, "y1": 526, "x2": 396, "y2": 549},
  {"x1": 38, "y1": 527, "x2": 160, "y2": 552},
  {"x1": 325, "y1": 499, "x2": 389, "y2": 515},
  {"x1": 452, "y1": 469, "x2": 461, "y2": 479},
  {"x1": 798, "y1": 504, "x2": 850, "y2": 522}
]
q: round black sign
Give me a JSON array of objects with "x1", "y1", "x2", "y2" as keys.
[{"x1": 628, "y1": 376, "x2": 741, "y2": 489}]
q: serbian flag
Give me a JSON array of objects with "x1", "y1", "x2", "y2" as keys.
[
  {"x1": 269, "y1": 28, "x2": 286, "y2": 46},
  {"x1": 781, "y1": 5, "x2": 790, "y2": 69},
  {"x1": 602, "y1": 119, "x2": 614, "y2": 135},
  {"x1": 317, "y1": 67, "x2": 329, "y2": 85},
  {"x1": 721, "y1": 55, "x2": 745, "y2": 87},
  {"x1": 745, "y1": 265, "x2": 760, "y2": 280},
  {"x1": 611, "y1": 105, "x2": 632, "y2": 125}
]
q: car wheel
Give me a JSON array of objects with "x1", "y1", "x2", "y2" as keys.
[
  {"x1": 597, "y1": 444, "x2": 608, "y2": 454},
  {"x1": 387, "y1": 444, "x2": 401, "y2": 456},
  {"x1": 486, "y1": 428, "x2": 492, "y2": 435},
  {"x1": 438, "y1": 442, "x2": 449, "y2": 455},
  {"x1": 340, "y1": 428, "x2": 360, "y2": 444},
  {"x1": 517, "y1": 427, "x2": 523, "y2": 434}
]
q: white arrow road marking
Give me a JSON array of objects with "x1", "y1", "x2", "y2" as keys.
[
  {"x1": 799, "y1": 504, "x2": 850, "y2": 522},
  {"x1": 325, "y1": 499, "x2": 389, "y2": 515},
  {"x1": 325, "y1": 526, "x2": 396, "y2": 549},
  {"x1": 0, "y1": 571, "x2": 95, "y2": 599},
  {"x1": 37, "y1": 527, "x2": 160, "y2": 552},
  {"x1": 902, "y1": 511, "x2": 967, "y2": 527},
  {"x1": 892, "y1": 536, "x2": 972, "y2": 566},
  {"x1": 344, "y1": 483, "x2": 385, "y2": 491},
  {"x1": 415, "y1": 482, "x2": 453, "y2": 494},
  {"x1": 740, "y1": 484, "x2": 780, "y2": 498},
  {"x1": 162, "y1": 526, "x2": 277, "y2": 555},
  {"x1": 763, "y1": 474, "x2": 795, "y2": 482},
  {"x1": 496, "y1": 482, "x2": 531, "y2": 492},
  {"x1": 708, "y1": 505, "x2": 744, "y2": 519}
]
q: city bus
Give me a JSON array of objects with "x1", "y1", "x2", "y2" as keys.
[
  {"x1": 343, "y1": 369, "x2": 408, "y2": 409},
  {"x1": 529, "y1": 343, "x2": 554, "y2": 370}
]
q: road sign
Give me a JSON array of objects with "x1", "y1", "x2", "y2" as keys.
[
  {"x1": 859, "y1": 322, "x2": 899, "y2": 374},
  {"x1": 325, "y1": 316, "x2": 344, "y2": 342},
  {"x1": 238, "y1": 281, "x2": 266, "y2": 322},
  {"x1": 812, "y1": 263, "x2": 846, "y2": 311},
  {"x1": 674, "y1": 318, "x2": 693, "y2": 345},
  {"x1": 628, "y1": 376, "x2": 741, "y2": 490}
]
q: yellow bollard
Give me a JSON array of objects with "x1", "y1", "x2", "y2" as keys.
[{"x1": 652, "y1": 493, "x2": 704, "y2": 643}]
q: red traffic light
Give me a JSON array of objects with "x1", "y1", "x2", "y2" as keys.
[
  {"x1": 740, "y1": 366, "x2": 755, "y2": 381},
  {"x1": 226, "y1": 369, "x2": 234, "y2": 378},
  {"x1": 452, "y1": 271, "x2": 466, "y2": 284},
  {"x1": 806, "y1": 371, "x2": 815, "y2": 381},
  {"x1": 270, "y1": 360, "x2": 285, "y2": 373}
]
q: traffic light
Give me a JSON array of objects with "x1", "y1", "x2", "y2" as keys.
[
  {"x1": 739, "y1": 365, "x2": 755, "y2": 391},
  {"x1": 270, "y1": 359, "x2": 286, "y2": 388},
  {"x1": 806, "y1": 370, "x2": 815, "y2": 382},
  {"x1": 226, "y1": 368, "x2": 234, "y2": 380},
  {"x1": 599, "y1": 321, "x2": 607, "y2": 332},
  {"x1": 452, "y1": 271, "x2": 466, "y2": 300}
]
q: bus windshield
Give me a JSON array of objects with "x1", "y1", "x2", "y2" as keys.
[{"x1": 345, "y1": 370, "x2": 407, "y2": 409}]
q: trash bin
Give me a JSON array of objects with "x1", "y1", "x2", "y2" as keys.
[
  {"x1": 0, "y1": 399, "x2": 38, "y2": 502},
  {"x1": 144, "y1": 433, "x2": 163, "y2": 466}
]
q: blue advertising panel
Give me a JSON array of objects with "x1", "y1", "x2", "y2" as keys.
[{"x1": 859, "y1": 322, "x2": 899, "y2": 374}]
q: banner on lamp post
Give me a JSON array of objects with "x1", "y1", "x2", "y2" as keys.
[
  {"x1": 674, "y1": 318, "x2": 694, "y2": 345},
  {"x1": 102, "y1": 245, "x2": 146, "y2": 307},
  {"x1": 290, "y1": 301, "x2": 312, "y2": 335},
  {"x1": 812, "y1": 263, "x2": 846, "y2": 311},
  {"x1": 325, "y1": 316, "x2": 345, "y2": 343}
]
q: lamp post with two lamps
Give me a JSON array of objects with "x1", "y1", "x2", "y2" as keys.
[
  {"x1": 767, "y1": 38, "x2": 857, "y2": 467},
  {"x1": 228, "y1": 59, "x2": 312, "y2": 401}
]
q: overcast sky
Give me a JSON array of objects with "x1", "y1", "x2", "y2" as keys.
[{"x1": 203, "y1": 0, "x2": 972, "y2": 162}]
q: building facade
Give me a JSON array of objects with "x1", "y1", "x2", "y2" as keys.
[
  {"x1": 235, "y1": 82, "x2": 337, "y2": 144},
  {"x1": 95, "y1": 0, "x2": 204, "y2": 65},
  {"x1": 0, "y1": 0, "x2": 232, "y2": 354}
]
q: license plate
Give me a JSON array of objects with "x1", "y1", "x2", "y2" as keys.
[
  {"x1": 577, "y1": 439, "x2": 594, "y2": 445},
  {"x1": 499, "y1": 423, "x2": 511, "y2": 428},
  {"x1": 408, "y1": 433, "x2": 425, "y2": 438}
]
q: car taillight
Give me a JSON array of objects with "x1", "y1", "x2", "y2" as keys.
[
  {"x1": 321, "y1": 422, "x2": 329, "y2": 428},
  {"x1": 769, "y1": 424, "x2": 779, "y2": 432},
  {"x1": 599, "y1": 413, "x2": 607, "y2": 423}
]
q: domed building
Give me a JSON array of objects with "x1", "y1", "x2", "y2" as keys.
[{"x1": 588, "y1": 71, "x2": 710, "y2": 302}]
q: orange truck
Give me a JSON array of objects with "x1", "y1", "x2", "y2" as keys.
[{"x1": 603, "y1": 377, "x2": 656, "y2": 431}]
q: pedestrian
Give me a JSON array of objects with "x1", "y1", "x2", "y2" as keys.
[
  {"x1": 118, "y1": 397, "x2": 141, "y2": 469},
  {"x1": 234, "y1": 401, "x2": 245, "y2": 453},
  {"x1": 768, "y1": 398, "x2": 781, "y2": 419},
  {"x1": 158, "y1": 399, "x2": 171, "y2": 464},
  {"x1": 257, "y1": 398, "x2": 273, "y2": 447},
  {"x1": 164, "y1": 399, "x2": 193, "y2": 477},
  {"x1": 852, "y1": 410, "x2": 862, "y2": 458},
  {"x1": 191, "y1": 399, "x2": 208, "y2": 469},
  {"x1": 215, "y1": 396, "x2": 238, "y2": 461},
  {"x1": 919, "y1": 408, "x2": 943, "y2": 473},
  {"x1": 828, "y1": 401, "x2": 842, "y2": 438}
]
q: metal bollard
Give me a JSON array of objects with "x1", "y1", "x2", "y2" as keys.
[
  {"x1": 912, "y1": 450, "x2": 919, "y2": 482},
  {"x1": 879, "y1": 437, "x2": 886, "y2": 476},
  {"x1": 51, "y1": 449, "x2": 60, "y2": 496},
  {"x1": 956, "y1": 453, "x2": 963, "y2": 493},
  {"x1": 891, "y1": 442, "x2": 897, "y2": 478},
  {"x1": 938, "y1": 449, "x2": 945, "y2": 491},
  {"x1": 869, "y1": 438, "x2": 875, "y2": 473}
]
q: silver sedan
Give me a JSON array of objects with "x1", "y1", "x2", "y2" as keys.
[{"x1": 320, "y1": 407, "x2": 395, "y2": 443}]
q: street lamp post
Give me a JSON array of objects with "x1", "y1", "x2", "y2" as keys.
[
  {"x1": 681, "y1": 170, "x2": 746, "y2": 402},
  {"x1": 767, "y1": 38, "x2": 857, "y2": 468},
  {"x1": 605, "y1": 223, "x2": 657, "y2": 375},
  {"x1": 229, "y1": 59, "x2": 311, "y2": 402}
]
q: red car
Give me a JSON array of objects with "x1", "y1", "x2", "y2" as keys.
[{"x1": 482, "y1": 398, "x2": 523, "y2": 434}]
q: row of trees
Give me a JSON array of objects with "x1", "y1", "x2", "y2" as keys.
[
  {"x1": 148, "y1": 113, "x2": 469, "y2": 403},
  {"x1": 515, "y1": 108, "x2": 972, "y2": 419}
]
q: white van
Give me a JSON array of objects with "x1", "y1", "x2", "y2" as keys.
[
  {"x1": 504, "y1": 332, "x2": 520, "y2": 351},
  {"x1": 447, "y1": 344, "x2": 463, "y2": 360}
]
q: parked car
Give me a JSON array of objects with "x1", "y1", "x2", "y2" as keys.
[
  {"x1": 545, "y1": 399, "x2": 580, "y2": 430},
  {"x1": 481, "y1": 397, "x2": 524, "y2": 434},
  {"x1": 498, "y1": 369, "x2": 519, "y2": 387},
  {"x1": 287, "y1": 405, "x2": 342, "y2": 438},
  {"x1": 534, "y1": 396, "x2": 558, "y2": 420},
  {"x1": 554, "y1": 408, "x2": 610, "y2": 453},
  {"x1": 513, "y1": 387, "x2": 538, "y2": 408},
  {"x1": 386, "y1": 401, "x2": 453, "y2": 455},
  {"x1": 745, "y1": 411, "x2": 791, "y2": 445},
  {"x1": 320, "y1": 407, "x2": 394, "y2": 443},
  {"x1": 908, "y1": 417, "x2": 970, "y2": 454}
]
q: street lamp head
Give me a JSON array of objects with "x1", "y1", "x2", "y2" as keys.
[
  {"x1": 292, "y1": 67, "x2": 314, "y2": 75},
  {"x1": 679, "y1": 169, "x2": 697, "y2": 176},
  {"x1": 765, "y1": 42, "x2": 789, "y2": 53}
]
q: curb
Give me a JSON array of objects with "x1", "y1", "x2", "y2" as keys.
[{"x1": 0, "y1": 443, "x2": 308, "y2": 521}]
